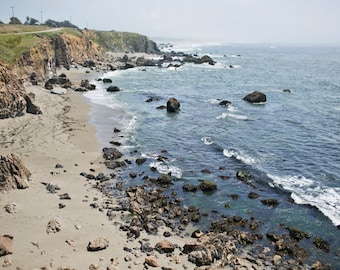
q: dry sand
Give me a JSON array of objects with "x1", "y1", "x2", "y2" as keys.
[{"x1": 0, "y1": 69, "x2": 196, "y2": 270}]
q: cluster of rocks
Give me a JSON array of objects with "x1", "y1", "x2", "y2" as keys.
[
  {"x1": 113, "y1": 52, "x2": 216, "y2": 71},
  {"x1": 74, "y1": 127, "x2": 335, "y2": 269}
]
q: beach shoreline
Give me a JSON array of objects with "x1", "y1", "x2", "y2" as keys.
[
  {"x1": 0, "y1": 56, "x2": 334, "y2": 269},
  {"x1": 0, "y1": 66, "x2": 203, "y2": 270}
]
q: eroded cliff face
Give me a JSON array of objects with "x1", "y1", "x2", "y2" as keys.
[
  {"x1": 12, "y1": 33, "x2": 105, "y2": 82},
  {"x1": 0, "y1": 62, "x2": 27, "y2": 119},
  {"x1": 0, "y1": 29, "x2": 160, "y2": 119},
  {"x1": 0, "y1": 32, "x2": 105, "y2": 119}
]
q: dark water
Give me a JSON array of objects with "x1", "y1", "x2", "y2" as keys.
[{"x1": 85, "y1": 42, "x2": 340, "y2": 266}]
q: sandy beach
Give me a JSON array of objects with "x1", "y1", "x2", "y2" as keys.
[{"x1": 0, "y1": 68, "x2": 197, "y2": 270}]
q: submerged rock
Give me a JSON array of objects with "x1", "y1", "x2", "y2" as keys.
[{"x1": 198, "y1": 180, "x2": 217, "y2": 192}]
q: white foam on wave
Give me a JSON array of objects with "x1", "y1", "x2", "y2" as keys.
[
  {"x1": 268, "y1": 174, "x2": 340, "y2": 226},
  {"x1": 216, "y1": 112, "x2": 249, "y2": 120},
  {"x1": 201, "y1": 136, "x2": 214, "y2": 145},
  {"x1": 223, "y1": 149, "x2": 258, "y2": 166},
  {"x1": 149, "y1": 161, "x2": 182, "y2": 179}
]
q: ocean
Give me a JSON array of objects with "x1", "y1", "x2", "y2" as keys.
[{"x1": 84, "y1": 42, "x2": 340, "y2": 266}]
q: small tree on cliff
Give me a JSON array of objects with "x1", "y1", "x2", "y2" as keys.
[
  {"x1": 25, "y1": 16, "x2": 39, "y2": 25},
  {"x1": 9, "y1": 17, "x2": 22, "y2": 24}
]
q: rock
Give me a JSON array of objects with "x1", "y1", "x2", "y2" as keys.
[
  {"x1": 261, "y1": 198, "x2": 279, "y2": 207},
  {"x1": 191, "y1": 230, "x2": 204, "y2": 238},
  {"x1": 46, "y1": 218, "x2": 61, "y2": 234},
  {"x1": 285, "y1": 226, "x2": 310, "y2": 241},
  {"x1": 236, "y1": 170, "x2": 250, "y2": 181},
  {"x1": 80, "y1": 79, "x2": 96, "y2": 90},
  {"x1": 44, "y1": 182, "x2": 61, "y2": 193},
  {"x1": 272, "y1": 254, "x2": 282, "y2": 265},
  {"x1": 198, "y1": 180, "x2": 217, "y2": 192},
  {"x1": 87, "y1": 236, "x2": 109, "y2": 251},
  {"x1": 158, "y1": 174, "x2": 172, "y2": 186},
  {"x1": 248, "y1": 192, "x2": 260, "y2": 199},
  {"x1": 25, "y1": 93, "x2": 42, "y2": 114},
  {"x1": 44, "y1": 77, "x2": 72, "y2": 90},
  {"x1": 219, "y1": 100, "x2": 231, "y2": 106},
  {"x1": 313, "y1": 236, "x2": 330, "y2": 253},
  {"x1": 166, "y1": 97, "x2": 180, "y2": 112},
  {"x1": 145, "y1": 256, "x2": 160, "y2": 267},
  {"x1": 104, "y1": 160, "x2": 126, "y2": 169},
  {"x1": 51, "y1": 87, "x2": 67, "y2": 95},
  {"x1": 0, "y1": 235, "x2": 13, "y2": 256},
  {"x1": 0, "y1": 154, "x2": 31, "y2": 191},
  {"x1": 136, "y1": 157, "x2": 147, "y2": 165},
  {"x1": 107, "y1": 86, "x2": 121, "y2": 92},
  {"x1": 155, "y1": 240, "x2": 175, "y2": 253},
  {"x1": 103, "y1": 78, "x2": 113, "y2": 83},
  {"x1": 136, "y1": 57, "x2": 156, "y2": 66},
  {"x1": 59, "y1": 193, "x2": 71, "y2": 200},
  {"x1": 5, "y1": 202, "x2": 17, "y2": 214},
  {"x1": 103, "y1": 147, "x2": 123, "y2": 160},
  {"x1": 182, "y1": 184, "x2": 198, "y2": 192},
  {"x1": 243, "y1": 91, "x2": 266, "y2": 103},
  {"x1": 0, "y1": 64, "x2": 27, "y2": 119}
]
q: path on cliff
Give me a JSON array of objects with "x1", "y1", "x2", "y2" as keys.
[{"x1": 0, "y1": 27, "x2": 63, "y2": 35}]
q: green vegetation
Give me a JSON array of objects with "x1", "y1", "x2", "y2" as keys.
[
  {"x1": 0, "y1": 25, "x2": 82, "y2": 64},
  {"x1": 90, "y1": 30, "x2": 150, "y2": 52},
  {"x1": 0, "y1": 33, "x2": 40, "y2": 63},
  {"x1": 0, "y1": 24, "x2": 158, "y2": 64}
]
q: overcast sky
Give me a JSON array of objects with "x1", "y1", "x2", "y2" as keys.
[{"x1": 1, "y1": 0, "x2": 340, "y2": 44}]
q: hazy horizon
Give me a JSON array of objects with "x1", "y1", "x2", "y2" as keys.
[{"x1": 1, "y1": 0, "x2": 340, "y2": 45}]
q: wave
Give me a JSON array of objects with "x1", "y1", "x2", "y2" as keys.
[
  {"x1": 201, "y1": 136, "x2": 214, "y2": 145},
  {"x1": 268, "y1": 174, "x2": 340, "y2": 226},
  {"x1": 216, "y1": 112, "x2": 249, "y2": 121},
  {"x1": 141, "y1": 152, "x2": 183, "y2": 179},
  {"x1": 223, "y1": 148, "x2": 259, "y2": 166},
  {"x1": 149, "y1": 161, "x2": 182, "y2": 179}
]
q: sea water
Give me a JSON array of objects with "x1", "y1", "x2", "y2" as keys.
[{"x1": 85, "y1": 42, "x2": 340, "y2": 266}]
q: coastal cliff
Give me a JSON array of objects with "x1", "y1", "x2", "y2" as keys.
[{"x1": 0, "y1": 27, "x2": 160, "y2": 119}]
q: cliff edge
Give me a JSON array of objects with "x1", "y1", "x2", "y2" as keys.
[{"x1": 0, "y1": 26, "x2": 160, "y2": 119}]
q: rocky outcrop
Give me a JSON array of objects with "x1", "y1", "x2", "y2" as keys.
[
  {"x1": 0, "y1": 63, "x2": 27, "y2": 119},
  {"x1": 166, "y1": 97, "x2": 180, "y2": 113},
  {"x1": 0, "y1": 154, "x2": 31, "y2": 191},
  {"x1": 25, "y1": 92, "x2": 42, "y2": 114},
  {"x1": 243, "y1": 91, "x2": 266, "y2": 103},
  {"x1": 0, "y1": 235, "x2": 13, "y2": 256}
]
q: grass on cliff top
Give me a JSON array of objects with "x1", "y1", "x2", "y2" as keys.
[
  {"x1": 0, "y1": 26, "x2": 83, "y2": 64},
  {"x1": 0, "y1": 24, "x2": 50, "y2": 34},
  {"x1": 90, "y1": 30, "x2": 144, "y2": 51}
]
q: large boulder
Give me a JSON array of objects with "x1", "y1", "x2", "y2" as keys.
[
  {"x1": 25, "y1": 93, "x2": 42, "y2": 114},
  {"x1": 106, "y1": 86, "x2": 121, "y2": 92},
  {"x1": 44, "y1": 76, "x2": 72, "y2": 90},
  {"x1": 103, "y1": 147, "x2": 123, "y2": 160},
  {"x1": 87, "y1": 236, "x2": 109, "y2": 251},
  {"x1": 167, "y1": 97, "x2": 180, "y2": 113},
  {"x1": 198, "y1": 180, "x2": 217, "y2": 192},
  {"x1": 0, "y1": 235, "x2": 13, "y2": 256},
  {"x1": 243, "y1": 91, "x2": 266, "y2": 103},
  {"x1": 0, "y1": 154, "x2": 31, "y2": 191},
  {"x1": 136, "y1": 57, "x2": 156, "y2": 67}
]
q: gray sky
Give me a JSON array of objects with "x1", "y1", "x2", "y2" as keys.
[{"x1": 1, "y1": 0, "x2": 340, "y2": 44}]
